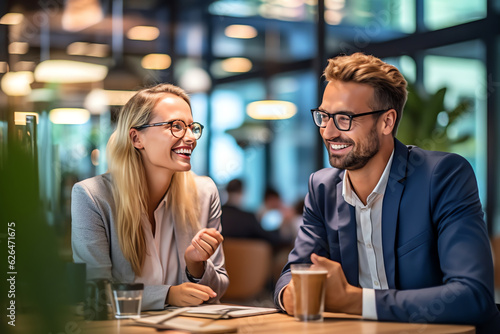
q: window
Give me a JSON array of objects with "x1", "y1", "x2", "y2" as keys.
[
  {"x1": 424, "y1": 0, "x2": 486, "y2": 30},
  {"x1": 423, "y1": 41, "x2": 487, "y2": 205}
]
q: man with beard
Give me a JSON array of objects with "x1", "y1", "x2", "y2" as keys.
[{"x1": 274, "y1": 53, "x2": 500, "y2": 333}]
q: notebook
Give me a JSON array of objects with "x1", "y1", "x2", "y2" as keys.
[{"x1": 178, "y1": 304, "x2": 279, "y2": 319}]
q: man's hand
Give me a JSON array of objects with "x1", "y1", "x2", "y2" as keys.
[
  {"x1": 167, "y1": 282, "x2": 217, "y2": 306},
  {"x1": 282, "y1": 280, "x2": 295, "y2": 315},
  {"x1": 311, "y1": 253, "x2": 363, "y2": 315},
  {"x1": 184, "y1": 228, "x2": 223, "y2": 277}
]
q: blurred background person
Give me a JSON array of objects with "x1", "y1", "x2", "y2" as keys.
[
  {"x1": 221, "y1": 178, "x2": 282, "y2": 245},
  {"x1": 257, "y1": 187, "x2": 297, "y2": 245}
]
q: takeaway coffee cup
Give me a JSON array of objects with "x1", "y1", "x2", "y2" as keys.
[
  {"x1": 290, "y1": 263, "x2": 328, "y2": 322},
  {"x1": 111, "y1": 283, "x2": 144, "y2": 319}
]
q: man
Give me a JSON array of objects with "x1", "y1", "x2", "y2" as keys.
[
  {"x1": 274, "y1": 53, "x2": 500, "y2": 333},
  {"x1": 221, "y1": 179, "x2": 282, "y2": 245}
]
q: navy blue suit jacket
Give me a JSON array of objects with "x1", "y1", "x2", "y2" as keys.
[{"x1": 274, "y1": 139, "x2": 500, "y2": 333}]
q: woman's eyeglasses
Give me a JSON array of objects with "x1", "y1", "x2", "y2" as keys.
[{"x1": 133, "y1": 120, "x2": 204, "y2": 140}]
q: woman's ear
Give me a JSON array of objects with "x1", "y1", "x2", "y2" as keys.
[
  {"x1": 129, "y1": 128, "x2": 144, "y2": 149},
  {"x1": 381, "y1": 109, "x2": 397, "y2": 135}
]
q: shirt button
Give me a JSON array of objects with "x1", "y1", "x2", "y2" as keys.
[
  {"x1": 374, "y1": 281, "x2": 379, "y2": 287},
  {"x1": 366, "y1": 243, "x2": 372, "y2": 249}
]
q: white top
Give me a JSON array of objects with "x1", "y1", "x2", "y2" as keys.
[
  {"x1": 135, "y1": 197, "x2": 180, "y2": 287},
  {"x1": 342, "y1": 150, "x2": 394, "y2": 320}
]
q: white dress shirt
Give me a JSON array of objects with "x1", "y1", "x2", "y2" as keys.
[
  {"x1": 342, "y1": 150, "x2": 394, "y2": 319},
  {"x1": 135, "y1": 196, "x2": 180, "y2": 287}
]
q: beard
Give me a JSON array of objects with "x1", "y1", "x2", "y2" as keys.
[{"x1": 326, "y1": 124, "x2": 380, "y2": 170}]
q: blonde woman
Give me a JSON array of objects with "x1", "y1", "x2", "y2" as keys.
[{"x1": 71, "y1": 83, "x2": 228, "y2": 310}]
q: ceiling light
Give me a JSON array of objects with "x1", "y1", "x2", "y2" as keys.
[
  {"x1": 86, "y1": 43, "x2": 109, "y2": 57},
  {"x1": 67, "y1": 42, "x2": 109, "y2": 57},
  {"x1": 67, "y1": 42, "x2": 88, "y2": 55},
  {"x1": 178, "y1": 67, "x2": 212, "y2": 93},
  {"x1": 0, "y1": 71, "x2": 34, "y2": 96},
  {"x1": 277, "y1": 0, "x2": 303, "y2": 8},
  {"x1": 34, "y1": 60, "x2": 108, "y2": 83},
  {"x1": 141, "y1": 54, "x2": 171, "y2": 70},
  {"x1": 49, "y1": 108, "x2": 90, "y2": 124},
  {"x1": 8, "y1": 42, "x2": 29, "y2": 55},
  {"x1": 0, "y1": 13, "x2": 24, "y2": 25},
  {"x1": 84, "y1": 89, "x2": 108, "y2": 115},
  {"x1": 225, "y1": 25, "x2": 258, "y2": 39},
  {"x1": 84, "y1": 88, "x2": 136, "y2": 112},
  {"x1": 14, "y1": 112, "x2": 39, "y2": 125},
  {"x1": 126, "y1": 26, "x2": 160, "y2": 41},
  {"x1": 103, "y1": 90, "x2": 136, "y2": 105},
  {"x1": 62, "y1": 0, "x2": 104, "y2": 32},
  {"x1": 325, "y1": 9, "x2": 343, "y2": 25},
  {"x1": 325, "y1": 0, "x2": 346, "y2": 10},
  {"x1": 247, "y1": 100, "x2": 297, "y2": 120},
  {"x1": 221, "y1": 58, "x2": 252, "y2": 73}
]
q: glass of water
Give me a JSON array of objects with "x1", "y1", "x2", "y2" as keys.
[{"x1": 111, "y1": 283, "x2": 144, "y2": 319}]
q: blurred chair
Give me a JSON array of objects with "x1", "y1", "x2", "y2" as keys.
[{"x1": 222, "y1": 238, "x2": 272, "y2": 302}]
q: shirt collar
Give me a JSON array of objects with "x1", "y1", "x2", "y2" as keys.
[{"x1": 342, "y1": 150, "x2": 395, "y2": 207}]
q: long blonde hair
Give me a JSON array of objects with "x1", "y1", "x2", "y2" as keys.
[{"x1": 107, "y1": 83, "x2": 200, "y2": 276}]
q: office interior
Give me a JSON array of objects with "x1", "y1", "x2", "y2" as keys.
[{"x1": 1, "y1": 0, "x2": 500, "y2": 305}]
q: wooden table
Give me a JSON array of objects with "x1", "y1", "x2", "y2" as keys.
[{"x1": 79, "y1": 311, "x2": 475, "y2": 333}]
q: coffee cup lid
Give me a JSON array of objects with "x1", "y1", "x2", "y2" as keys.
[{"x1": 111, "y1": 283, "x2": 144, "y2": 291}]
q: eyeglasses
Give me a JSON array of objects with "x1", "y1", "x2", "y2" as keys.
[
  {"x1": 133, "y1": 120, "x2": 204, "y2": 140},
  {"x1": 311, "y1": 108, "x2": 389, "y2": 131}
]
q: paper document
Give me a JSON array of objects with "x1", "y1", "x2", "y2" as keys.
[
  {"x1": 133, "y1": 315, "x2": 237, "y2": 333},
  {"x1": 133, "y1": 305, "x2": 278, "y2": 333},
  {"x1": 181, "y1": 304, "x2": 279, "y2": 318}
]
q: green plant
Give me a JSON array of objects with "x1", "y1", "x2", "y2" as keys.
[{"x1": 396, "y1": 82, "x2": 471, "y2": 152}]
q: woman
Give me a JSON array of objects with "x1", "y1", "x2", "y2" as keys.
[{"x1": 71, "y1": 83, "x2": 228, "y2": 310}]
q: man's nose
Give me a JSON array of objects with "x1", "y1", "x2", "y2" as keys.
[{"x1": 321, "y1": 118, "x2": 341, "y2": 139}]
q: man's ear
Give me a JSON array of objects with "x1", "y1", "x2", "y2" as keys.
[
  {"x1": 381, "y1": 109, "x2": 397, "y2": 135},
  {"x1": 129, "y1": 128, "x2": 144, "y2": 149}
]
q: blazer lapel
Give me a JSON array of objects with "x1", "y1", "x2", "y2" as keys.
[
  {"x1": 172, "y1": 216, "x2": 191, "y2": 282},
  {"x1": 382, "y1": 139, "x2": 408, "y2": 289},
  {"x1": 336, "y1": 174, "x2": 359, "y2": 287}
]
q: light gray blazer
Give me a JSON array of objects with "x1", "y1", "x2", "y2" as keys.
[{"x1": 71, "y1": 173, "x2": 229, "y2": 310}]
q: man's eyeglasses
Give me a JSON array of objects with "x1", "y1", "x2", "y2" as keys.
[
  {"x1": 311, "y1": 108, "x2": 390, "y2": 131},
  {"x1": 133, "y1": 120, "x2": 204, "y2": 140}
]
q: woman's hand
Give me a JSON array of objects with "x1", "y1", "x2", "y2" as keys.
[
  {"x1": 184, "y1": 228, "x2": 223, "y2": 277},
  {"x1": 167, "y1": 282, "x2": 217, "y2": 306},
  {"x1": 185, "y1": 228, "x2": 223, "y2": 263}
]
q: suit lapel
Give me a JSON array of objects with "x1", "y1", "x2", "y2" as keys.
[
  {"x1": 336, "y1": 173, "x2": 359, "y2": 287},
  {"x1": 172, "y1": 215, "x2": 191, "y2": 282},
  {"x1": 382, "y1": 139, "x2": 408, "y2": 289}
]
